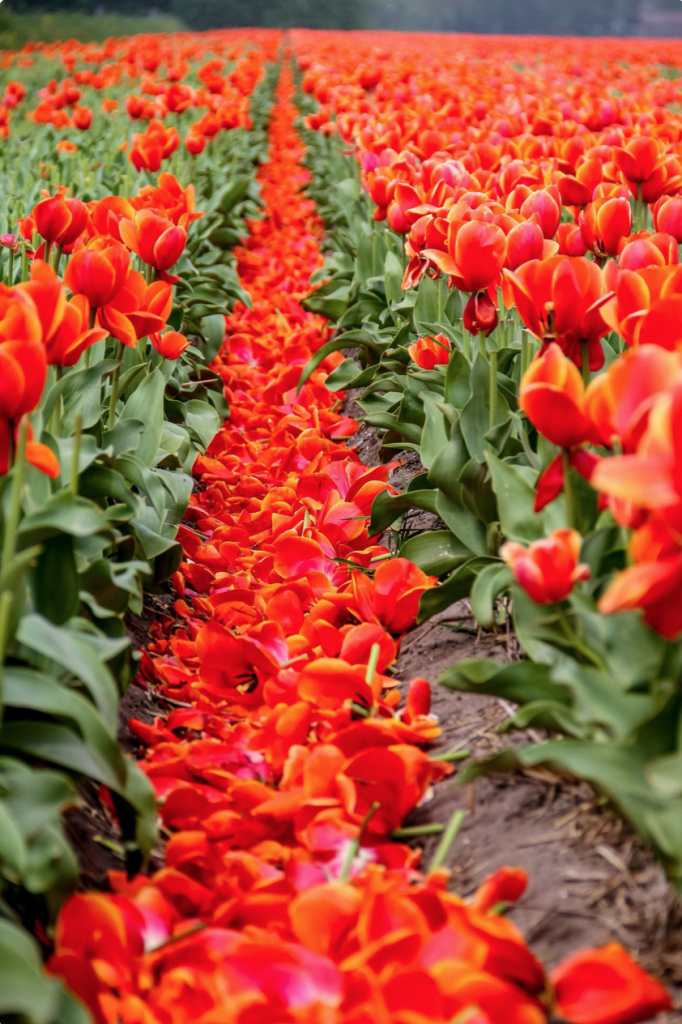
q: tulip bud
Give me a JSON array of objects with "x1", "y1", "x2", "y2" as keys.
[
  {"x1": 501, "y1": 528, "x2": 590, "y2": 605},
  {"x1": 151, "y1": 330, "x2": 189, "y2": 361},
  {"x1": 186, "y1": 132, "x2": 206, "y2": 156},
  {"x1": 462, "y1": 291, "x2": 498, "y2": 337},
  {"x1": 33, "y1": 193, "x2": 72, "y2": 243},
  {"x1": 0, "y1": 234, "x2": 16, "y2": 248}
]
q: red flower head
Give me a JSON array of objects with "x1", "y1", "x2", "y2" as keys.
[
  {"x1": 653, "y1": 194, "x2": 682, "y2": 242},
  {"x1": 72, "y1": 105, "x2": 93, "y2": 130},
  {"x1": 551, "y1": 942, "x2": 672, "y2": 1024},
  {"x1": 64, "y1": 241, "x2": 131, "y2": 308},
  {"x1": 580, "y1": 196, "x2": 632, "y2": 258},
  {"x1": 33, "y1": 193, "x2": 72, "y2": 243},
  {"x1": 463, "y1": 290, "x2": 498, "y2": 337},
  {"x1": 422, "y1": 219, "x2": 507, "y2": 293},
  {"x1": 501, "y1": 528, "x2": 590, "y2": 605},
  {"x1": 519, "y1": 343, "x2": 600, "y2": 448},
  {"x1": 408, "y1": 333, "x2": 451, "y2": 369},
  {"x1": 151, "y1": 330, "x2": 189, "y2": 360},
  {"x1": 119, "y1": 209, "x2": 187, "y2": 272}
]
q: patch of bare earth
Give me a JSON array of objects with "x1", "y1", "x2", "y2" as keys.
[{"x1": 344, "y1": 393, "x2": 682, "y2": 1014}]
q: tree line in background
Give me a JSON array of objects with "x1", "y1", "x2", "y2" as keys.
[{"x1": 5, "y1": 0, "x2": 679, "y2": 36}]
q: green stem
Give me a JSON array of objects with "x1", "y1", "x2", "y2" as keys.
[
  {"x1": 20, "y1": 244, "x2": 28, "y2": 282},
  {"x1": 2, "y1": 418, "x2": 27, "y2": 567},
  {"x1": 489, "y1": 348, "x2": 498, "y2": 430},
  {"x1": 108, "y1": 341, "x2": 124, "y2": 429},
  {"x1": 435, "y1": 748, "x2": 471, "y2": 762},
  {"x1": 462, "y1": 330, "x2": 471, "y2": 361},
  {"x1": 392, "y1": 823, "x2": 445, "y2": 839},
  {"x1": 429, "y1": 808, "x2": 466, "y2": 873},
  {"x1": 521, "y1": 333, "x2": 530, "y2": 378},
  {"x1": 339, "y1": 801, "x2": 380, "y2": 882},
  {"x1": 562, "y1": 448, "x2": 574, "y2": 530},
  {"x1": 7, "y1": 246, "x2": 13, "y2": 285},
  {"x1": 365, "y1": 641, "x2": 381, "y2": 685},
  {"x1": 580, "y1": 341, "x2": 590, "y2": 390},
  {"x1": 557, "y1": 606, "x2": 606, "y2": 670},
  {"x1": 437, "y1": 275, "x2": 444, "y2": 324},
  {"x1": 478, "y1": 332, "x2": 487, "y2": 359},
  {"x1": 51, "y1": 366, "x2": 63, "y2": 437},
  {"x1": 51, "y1": 244, "x2": 63, "y2": 276},
  {"x1": 70, "y1": 413, "x2": 82, "y2": 498}
]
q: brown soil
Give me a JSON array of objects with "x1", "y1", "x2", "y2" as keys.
[{"x1": 345, "y1": 393, "x2": 682, "y2": 1014}]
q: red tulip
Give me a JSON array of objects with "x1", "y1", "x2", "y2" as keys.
[
  {"x1": 408, "y1": 332, "x2": 451, "y2": 369},
  {"x1": 64, "y1": 242, "x2": 130, "y2": 308},
  {"x1": 463, "y1": 290, "x2": 498, "y2": 336},
  {"x1": 505, "y1": 220, "x2": 545, "y2": 270},
  {"x1": 72, "y1": 105, "x2": 93, "y2": 130},
  {"x1": 551, "y1": 942, "x2": 672, "y2": 1024},
  {"x1": 653, "y1": 194, "x2": 682, "y2": 242},
  {"x1": 33, "y1": 193, "x2": 72, "y2": 243},
  {"x1": 47, "y1": 294, "x2": 108, "y2": 367},
  {"x1": 556, "y1": 222, "x2": 588, "y2": 257},
  {"x1": 580, "y1": 197, "x2": 632, "y2": 258},
  {"x1": 151, "y1": 330, "x2": 189, "y2": 360},
  {"x1": 119, "y1": 209, "x2": 187, "y2": 271},
  {"x1": 422, "y1": 219, "x2": 507, "y2": 293},
  {"x1": 520, "y1": 343, "x2": 599, "y2": 448},
  {"x1": 501, "y1": 528, "x2": 590, "y2": 605},
  {"x1": 613, "y1": 136, "x2": 661, "y2": 185}
]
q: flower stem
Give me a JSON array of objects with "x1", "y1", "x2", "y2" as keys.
[
  {"x1": 339, "y1": 801, "x2": 380, "y2": 882},
  {"x1": 365, "y1": 642, "x2": 381, "y2": 685},
  {"x1": 489, "y1": 348, "x2": 498, "y2": 430},
  {"x1": 0, "y1": 418, "x2": 28, "y2": 723},
  {"x1": 437, "y1": 275, "x2": 444, "y2": 323},
  {"x1": 108, "y1": 341, "x2": 124, "y2": 429},
  {"x1": 7, "y1": 246, "x2": 13, "y2": 285},
  {"x1": 581, "y1": 340, "x2": 590, "y2": 390},
  {"x1": 557, "y1": 606, "x2": 606, "y2": 670},
  {"x1": 429, "y1": 808, "x2": 466, "y2": 873},
  {"x1": 562, "y1": 448, "x2": 575, "y2": 529},
  {"x1": 70, "y1": 413, "x2": 82, "y2": 498}
]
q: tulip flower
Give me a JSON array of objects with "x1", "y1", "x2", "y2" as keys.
[
  {"x1": 72, "y1": 105, "x2": 93, "y2": 130},
  {"x1": 119, "y1": 209, "x2": 187, "y2": 272},
  {"x1": 600, "y1": 263, "x2": 682, "y2": 350},
  {"x1": 520, "y1": 343, "x2": 601, "y2": 449},
  {"x1": 408, "y1": 332, "x2": 451, "y2": 369},
  {"x1": 505, "y1": 220, "x2": 545, "y2": 270},
  {"x1": 580, "y1": 196, "x2": 632, "y2": 258},
  {"x1": 33, "y1": 192, "x2": 72, "y2": 243},
  {"x1": 46, "y1": 294, "x2": 108, "y2": 367},
  {"x1": 501, "y1": 528, "x2": 590, "y2": 605},
  {"x1": 64, "y1": 242, "x2": 131, "y2": 309},
  {"x1": 556, "y1": 222, "x2": 588, "y2": 257},
  {"x1": 652, "y1": 194, "x2": 682, "y2": 242},
  {"x1": 504, "y1": 255, "x2": 611, "y2": 371},
  {"x1": 186, "y1": 131, "x2": 206, "y2": 155},
  {"x1": 151, "y1": 330, "x2": 189, "y2": 360},
  {"x1": 98, "y1": 270, "x2": 173, "y2": 349},
  {"x1": 551, "y1": 942, "x2": 672, "y2": 1024},
  {"x1": 422, "y1": 219, "x2": 507, "y2": 294},
  {"x1": 463, "y1": 290, "x2": 498, "y2": 336}
]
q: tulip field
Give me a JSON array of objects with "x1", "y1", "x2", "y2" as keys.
[{"x1": 4, "y1": 20, "x2": 682, "y2": 1024}]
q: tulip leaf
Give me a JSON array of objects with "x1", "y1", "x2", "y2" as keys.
[
  {"x1": 61, "y1": 359, "x2": 119, "y2": 433},
  {"x1": 417, "y1": 555, "x2": 498, "y2": 622},
  {"x1": 183, "y1": 398, "x2": 221, "y2": 448},
  {"x1": 419, "y1": 390, "x2": 450, "y2": 469},
  {"x1": 31, "y1": 534, "x2": 79, "y2": 625},
  {"x1": 369, "y1": 488, "x2": 439, "y2": 535},
  {"x1": 0, "y1": 545, "x2": 43, "y2": 593},
  {"x1": 0, "y1": 798, "x2": 26, "y2": 876},
  {"x1": 122, "y1": 368, "x2": 166, "y2": 466},
  {"x1": 16, "y1": 614, "x2": 119, "y2": 727},
  {"x1": 399, "y1": 530, "x2": 473, "y2": 577},
  {"x1": 444, "y1": 349, "x2": 472, "y2": 408},
  {"x1": 19, "y1": 492, "x2": 112, "y2": 542},
  {"x1": 414, "y1": 274, "x2": 439, "y2": 331},
  {"x1": 470, "y1": 561, "x2": 513, "y2": 628},
  {"x1": 0, "y1": 918, "x2": 64, "y2": 1021},
  {"x1": 434, "y1": 491, "x2": 488, "y2": 556},
  {"x1": 486, "y1": 448, "x2": 544, "y2": 543}
]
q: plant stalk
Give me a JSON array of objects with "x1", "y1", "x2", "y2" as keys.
[
  {"x1": 339, "y1": 801, "x2": 380, "y2": 882},
  {"x1": 429, "y1": 809, "x2": 466, "y2": 873},
  {"x1": 489, "y1": 348, "x2": 498, "y2": 430},
  {"x1": 108, "y1": 341, "x2": 124, "y2": 429},
  {"x1": 562, "y1": 448, "x2": 574, "y2": 530},
  {"x1": 580, "y1": 341, "x2": 590, "y2": 390}
]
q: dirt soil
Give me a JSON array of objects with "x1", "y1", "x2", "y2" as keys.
[{"x1": 345, "y1": 393, "x2": 682, "y2": 1014}]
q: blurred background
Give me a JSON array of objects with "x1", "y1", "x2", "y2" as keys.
[{"x1": 2, "y1": 0, "x2": 682, "y2": 46}]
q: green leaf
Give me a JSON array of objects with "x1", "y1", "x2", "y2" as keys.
[
  {"x1": 0, "y1": 918, "x2": 63, "y2": 1021},
  {"x1": 19, "y1": 492, "x2": 112, "y2": 542},
  {"x1": 384, "y1": 250, "x2": 404, "y2": 304},
  {"x1": 460, "y1": 353, "x2": 492, "y2": 462},
  {"x1": 369, "y1": 488, "x2": 439, "y2": 535},
  {"x1": 183, "y1": 399, "x2": 221, "y2": 448},
  {"x1": 0, "y1": 798, "x2": 26, "y2": 875},
  {"x1": 417, "y1": 556, "x2": 497, "y2": 622},
  {"x1": 486, "y1": 449, "x2": 544, "y2": 543},
  {"x1": 55, "y1": 433, "x2": 99, "y2": 478},
  {"x1": 16, "y1": 614, "x2": 119, "y2": 727},
  {"x1": 123, "y1": 368, "x2": 166, "y2": 467},
  {"x1": 400, "y1": 530, "x2": 473, "y2": 576},
  {"x1": 1, "y1": 722, "x2": 125, "y2": 790},
  {"x1": 414, "y1": 274, "x2": 438, "y2": 330},
  {"x1": 470, "y1": 561, "x2": 513, "y2": 628},
  {"x1": 419, "y1": 390, "x2": 449, "y2": 469},
  {"x1": 444, "y1": 349, "x2": 471, "y2": 408},
  {"x1": 61, "y1": 359, "x2": 118, "y2": 433},
  {"x1": 297, "y1": 329, "x2": 382, "y2": 393},
  {"x1": 31, "y1": 534, "x2": 79, "y2": 625},
  {"x1": 0, "y1": 545, "x2": 42, "y2": 593},
  {"x1": 435, "y1": 491, "x2": 488, "y2": 556},
  {"x1": 440, "y1": 657, "x2": 571, "y2": 706}
]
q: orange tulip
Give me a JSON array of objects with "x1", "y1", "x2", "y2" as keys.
[
  {"x1": 519, "y1": 343, "x2": 600, "y2": 448},
  {"x1": 151, "y1": 330, "x2": 189, "y2": 360},
  {"x1": 463, "y1": 290, "x2": 498, "y2": 336},
  {"x1": 72, "y1": 105, "x2": 93, "y2": 130},
  {"x1": 653, "y1": 194, "x2": 682, "y2": 242},
  {"x1": 505, "y1": 256, "x2": 610, "y2": 370},
  {"x1": 422, "y1": 219, "x2": 507, "y2": 294},
  {"x1": 501, "y1": 528, "x2": 590, "y2": 604},
  {"x1": 119, "y1": 208, "x2": 187, "y2": 272},
  {"x1": 64, "y1": 242, "x2": 130, "y2": 308},
  {"x1": 47, "y1": 294, "x2": 108, "y2": 367},
  {"x1": 579, "y1": 196, "x2": 632, "y2": 258},
  {"x1": 551, "y1": 942, "x2": 672, "y2": 1024},
  {"x1": 408, "y1": 332, "x2": 451, "y2": 369},
  {"x1": 600, "y1": 263, "x2": 682, "y2": 351},
  {"x1": 33, "y1": 192, "x2": 72, "y2": 243},
  {"x1": 98, "y1": 269, "x2": 172, "y2": 348}
]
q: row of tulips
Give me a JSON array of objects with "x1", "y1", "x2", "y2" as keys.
[
  {"x1": 0, "y1": 32, "x2": 279, "y2": 1021},
  {"x1": 34, "y1": 58, "x2": 673, "y2": 1024},
  {"x1": 292, "y1": 32, "x2": 682, "y2": 903}
]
